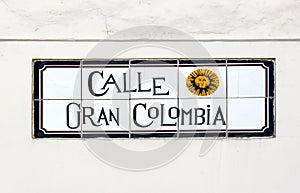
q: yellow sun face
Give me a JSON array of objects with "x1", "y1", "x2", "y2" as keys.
[
  {"x1": 195, "y1": 75, "x2": 210, "y2": 88},
  {"x1": 186, "y1": 69, "x2": 219, "y2": 96}
]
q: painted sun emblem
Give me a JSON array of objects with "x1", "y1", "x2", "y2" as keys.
[{"x1": 186, "y1": 69, "x2": 219, "y2": 96}]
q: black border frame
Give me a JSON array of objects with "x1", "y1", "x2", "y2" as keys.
[{"x1": 32, "y1": 59, "x2": 275, "y2": 138}]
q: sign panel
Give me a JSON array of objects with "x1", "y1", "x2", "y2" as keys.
[{"x1": 33, "y1": 59, "x2": 275, "y2": 138}]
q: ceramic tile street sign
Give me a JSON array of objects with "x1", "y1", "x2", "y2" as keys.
[{"x1": 32, "y1": 59, "x2": 275, "y2": 138}]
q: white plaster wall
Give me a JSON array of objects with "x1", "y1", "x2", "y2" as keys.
[
  {"x1": 0, "y1": 0, "x2": 299, "y2": 39},
  {"x1": 0, "y1": 0, "x2": 300, "y2": 193},
  {"x1": 0, "y1": 41, "x2": 299, "y2": 193}
]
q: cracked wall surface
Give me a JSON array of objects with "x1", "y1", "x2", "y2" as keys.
[{"x1": 0, "y1": 0, "x2": 299, "y2": 39}]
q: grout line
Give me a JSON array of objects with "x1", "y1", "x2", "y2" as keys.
[
  {"x1": 226, "y1": 59, "x2": 228, "y2": 138},
  {"x1": 34, "y1": 96, "x2": 274, "y2": 101},
  {"x1": 80, "y1": 60, "x2": 83, "y2": 138},
  {"x1": 177, "y1": 59, "x2": 180, "y2": 138},
  {"x1": 129, "y1": 60, "x2": 132, "y2": 138}
]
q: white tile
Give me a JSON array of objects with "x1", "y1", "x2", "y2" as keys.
[
  {"x1": 227, "y1": 98, "x2": 266, "y2": 130},
  {"x1": 130, "y1": 99, "x2": 178, "y2": 132},
  {"x1": 130, "y1": 66, "x2": 177, "y2": 99},
  {"x1": 43, "y1": 68, "x2": 81, "y2": 99},
  {"x1": 43, "y1": 100, "x2": 81, "y2": 132},
  {"x1": 82, "y1": 66, "x2": 130, "y2": 99},
  {"x1": 179, "y1": 66, "x2": 226, "y2": 98},
  {"x1": 228, "y1": 65, "x2": 266, "y2": 97},
  {"x1": 179, "y1": 98, "x2": 226, "y2": 131},
  {"x1": 81, "y1": 100, "x2": 129, "y2": 132}
]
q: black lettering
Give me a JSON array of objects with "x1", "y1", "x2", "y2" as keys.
[
  {"x1": 66, "y1": 102, "x2": 80, "y2": 129},
  {"x1": 213, "y1": 106, "x2": 226, "y2": 125},
  {"x1": 153, "y1": 77, "x2": 169, "y2": 95},
  {"x1": 88, "y1": 71, "x2": 109, "y2": 96},
  {"x1": 133, "y1": 103, "x2": 153, "y2": 127},
  {"x1": 194, "y1": 108, "x2": 205, "y2": 125}
]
